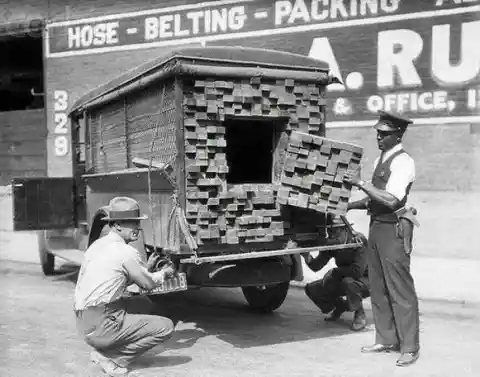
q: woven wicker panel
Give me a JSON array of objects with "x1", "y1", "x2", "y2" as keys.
[
  {"x1": 127, "y1": 81, "x2": 177, "y2": 168},
  {"x1": 90, "y1": 100, "x2": 127, "y2": 173},
  {"x1": 88, "y1": 80, "x2": 177, "y2": 175}
]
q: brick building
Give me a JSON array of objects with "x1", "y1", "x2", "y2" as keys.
[{"x1": 1, "y1": 0, "x2": 479, "y2": 190}]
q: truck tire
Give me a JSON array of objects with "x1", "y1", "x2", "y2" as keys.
[
  {"x1": 38, "y1": 231, "x2": 55, "y2": 276},
  {"x1": 242, "y1": 281, "x2": 290, "y2": 313}
]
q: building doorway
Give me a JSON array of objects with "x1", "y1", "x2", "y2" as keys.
[{"x1": 0, "y1": 28, "x2": 46, "y2": 185}]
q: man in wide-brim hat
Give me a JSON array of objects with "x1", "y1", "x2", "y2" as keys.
[
  {"x1": 302, "y1": 215, "x2": 370, "y2": 331},
  {"x1": 74, "y1": 196, "x2": 176, "y2": 376}
]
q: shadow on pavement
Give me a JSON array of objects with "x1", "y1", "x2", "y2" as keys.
[
  {"x1": 49, "y1": 262, "x2": 364, "y2": 351},
  {"x1": 130, "y1": 355, "x2": 193, "y2": 371},
  {"x1": 147, "y1": 287, "x2": 363, "y2": 350}
]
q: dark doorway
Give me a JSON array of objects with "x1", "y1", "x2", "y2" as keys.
[
  {"x1": 225, "y1": 118, "x2": 283, "y2": 184},
  {"x1": 0, "y1": 32, "x2": 44, "y2": 111}
]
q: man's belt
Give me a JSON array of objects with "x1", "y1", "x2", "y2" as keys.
[{"x1": 74, "y1": 302, "x2": 111, "y2": 317}]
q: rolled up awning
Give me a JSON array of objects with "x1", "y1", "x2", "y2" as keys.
[{"x1": 0, "y1": 20, "x2": 44, "y2": 40}]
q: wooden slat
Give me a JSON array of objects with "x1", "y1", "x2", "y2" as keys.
[
  {"x1": 0, "y1": 139, "x2": 46, "y2": 156},
  {"x1": 0, "y1": 109, "x2": 47, "y2": 185},
  {"x1": 0, "y1": 155, "x2": 46, "y2": 170},
  {"x1": 0, "y1": 109, "x2": 46, "y2": 140}
]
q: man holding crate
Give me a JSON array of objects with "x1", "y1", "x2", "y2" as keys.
[
  {"x1": 74, "y1": 196, "x2": 177, "y2": 376},
  {"x1": 344, "y1": 111, "x2": 420, "y2": 367}
]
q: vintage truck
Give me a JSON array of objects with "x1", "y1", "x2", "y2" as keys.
[{"x1": 11, "y1": 46, "x2": 362, "y2": 313}]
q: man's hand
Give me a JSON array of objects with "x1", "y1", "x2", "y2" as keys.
[
  {"x1": 301, "y1": 252, "x2": 311, "y2": 263},
  {"x1": 352, "y1": 231, "x2": 368, "y2": 247},
  {"x1": 161, "y1": 262, "x2": 176, "y2": 279},
  {"x1": 146, "y1": 252, "x2": 161, "y2": 272},
  {"x1": 343, "y1": 170, "x2": 362, "y2": 187}
]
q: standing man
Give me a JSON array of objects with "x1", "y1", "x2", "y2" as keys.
[
  {"x1": 302, "y1": 215, "x2": 370, "y2": 332},
  {"x1": 74, "y1": 196, "x2": 176, "y2": 376},
  {"x1": 344, "y1": 111, "x2": 420, "y2": 367}
]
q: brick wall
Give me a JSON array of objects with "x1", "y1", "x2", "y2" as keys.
[
  {"x1": 3, "y1": 0, "x2": 479, "y2": 191},
  {"x1": 0, "y1": 110, "x2": 47, "y2": 185},
  {"x1": 1, "y1": 0, "x2": 190, "y2": 26},
  {"x1": 328, "y1": 123, "x2": 480, "y2": 191}
]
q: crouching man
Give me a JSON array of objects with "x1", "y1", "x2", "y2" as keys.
[
  {"x1": 302, "y1": 215, "x2": 370, "y2": 331},
  {"x1": 74, "y1": 197, "x2": 176, "y2": 376}
]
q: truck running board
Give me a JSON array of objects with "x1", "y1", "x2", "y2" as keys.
[{"x1": 180, "y1": 242, "x2": 363, "y2": 265}]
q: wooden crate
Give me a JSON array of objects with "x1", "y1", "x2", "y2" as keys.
[
  {"x1": 183, "y1": 78, "x2": 327, "y2": 246},
  {"x1": 278, "y1": 131, "x2": 363, "y2": 216}
]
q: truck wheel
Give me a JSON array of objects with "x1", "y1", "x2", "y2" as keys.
[
  {"x1": 38, "y1": 231, "x2": 55, "y2": 276},
  {"x1": 242, "y1": 281, "x2": 290, "y2": 313}
]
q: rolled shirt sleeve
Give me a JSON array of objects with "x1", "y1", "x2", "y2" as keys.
[{"x1": 386, "y1": 154, "x2": 415, "y2": 201}]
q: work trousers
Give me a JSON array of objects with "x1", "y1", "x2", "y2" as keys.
[
  {"x1": 305, "y1": 269, "x2": 370, "y2": 313},
  {"x1": 368, "y1": 220, "x2": 420, "y2": 353},
  {"x1": 75, "y1": 296, "x2": 174, "y2": 367}
]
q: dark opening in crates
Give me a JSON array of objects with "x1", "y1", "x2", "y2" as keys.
[{"x1": 225, "y1": 118, "x2": 285, "y2": 185}]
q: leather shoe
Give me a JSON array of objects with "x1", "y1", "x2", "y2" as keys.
[
  {"x1": 351, "y1": 309, "x2": 367, "y2": 331},
  {"x1": 361, "y1": 344, "x2": 400, "y2": 353},
  {"x1": 90, "y1": 350, "x2": 129, "y2": 376},
  {"x1": 396, "y1": 351, "x2": 419, "y2": 367}
]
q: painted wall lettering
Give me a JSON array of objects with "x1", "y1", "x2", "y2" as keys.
[
  {"x1": 44, "y1": 0, "x2": 480, "y2": 152},
  {"x1": 46, "y1": 0, "x2": 479, "y2": 57},
  {"x1": 68, "y1": 22, "x2": 120, "y2": 49},
  {"x1": 53, "y1": 90, "x2": 69, "y2": 157}
]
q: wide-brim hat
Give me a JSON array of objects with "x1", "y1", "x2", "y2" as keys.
[
  {"x1": 373, "y1": 110, "x2": 413, "y2": 133},
  {"x1": 102, "y1": 196, "x2": 148, "y2": 221}
]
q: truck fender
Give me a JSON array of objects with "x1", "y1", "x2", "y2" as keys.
[
  {"x1": 279, "y1": 254, "x2": 304, "y2": 282},
  {"x1": 87, "y1": 206, "x2": 110, "y2": 247}
]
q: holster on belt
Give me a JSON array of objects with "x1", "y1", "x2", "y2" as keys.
[{"x1": 394, "y1": 206, "x2": 420, "y2": 256}]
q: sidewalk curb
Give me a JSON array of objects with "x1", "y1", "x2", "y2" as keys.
[{"x1": 290, "y1": 280, "x2": 480, "y2": 309}]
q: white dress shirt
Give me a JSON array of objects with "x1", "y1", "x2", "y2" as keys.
[
  {"x1": 373, "y1": 143, "x2": 415, "y2": 201},
  {"x1": 74, "y1": 232, "x2": 143, "y2": 310}
]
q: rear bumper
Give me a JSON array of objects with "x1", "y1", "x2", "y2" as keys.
[
  {"x1": 179, "y1": 243, "x2": 362, "y2": 287},
  {"x1": 180, "y1": 243, "x2": 362, "y2": 265},
  {"x1": 184, "y1": 258, "x2": 292, "y2": 288}
]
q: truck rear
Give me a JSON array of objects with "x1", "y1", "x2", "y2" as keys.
[{"x1": 12, "y1": 46, "x2": 363, "y2": 312}]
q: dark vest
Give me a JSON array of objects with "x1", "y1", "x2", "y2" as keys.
[{"x1": 368, "y1": 149, "x2": 413, "y2": 222}]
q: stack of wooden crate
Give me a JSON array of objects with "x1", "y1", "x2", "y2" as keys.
[
  {"x1": 278, "y1": 131, "x2": 363, "y2": 216},
  {"x1": 183, "y1": 77, "x2": 327, "y2": 245},
  {"x1": 185, "y1": 184, "x2": 284, "y2": 245}
]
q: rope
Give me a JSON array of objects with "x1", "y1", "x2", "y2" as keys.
[
  {"x1": 145, "y1": 85, "x2": 198, "y2": 258},
  {"x1": 324, "y1": 211, "x2": 329, "y2": 240},
  {"x1": 167, "y1": 193, "x2": 179, "y2": 252},
  {"x1": 147, "y1": 85, "x2": 167, "y2": 250},
  {"x1": 166, "y1": 192, "x2": 198, "y2": 254}
]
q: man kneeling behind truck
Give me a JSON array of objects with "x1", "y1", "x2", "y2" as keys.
[
  {"x1": 74, "y1": 197, "x2": 176, "y2": 377},
  {"x1": 302, "y1": 215, "x2": 370, "y2": 331}
]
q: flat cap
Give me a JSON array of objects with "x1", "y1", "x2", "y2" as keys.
[{"x1": 373, "y1": 110, "x2": 413, "y2": 133}]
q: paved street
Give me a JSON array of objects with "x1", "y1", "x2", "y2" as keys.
[{"x1": 1, "y1": 255, "x2": 479, "y2": 377}]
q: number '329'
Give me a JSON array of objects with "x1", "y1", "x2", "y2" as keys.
[{"x1": 53, "y1": 90, "x2": 69, "y2": 157}]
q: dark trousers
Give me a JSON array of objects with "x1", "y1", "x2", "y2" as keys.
[
  {"x1": 305, "y1": 269, "x2": 370, "y2": 313},
  {"x1": 75, "y1": 296, "x2": 174, "y2": 367},
  {"x1": 368, "y1": 220, "x2": 420, "y2": 353}
]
